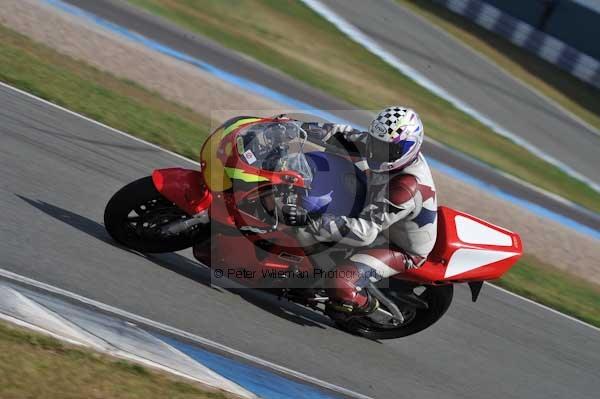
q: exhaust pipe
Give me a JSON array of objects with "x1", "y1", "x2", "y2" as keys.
[
  {"x1": 161, "y1": 211, "x2": 209, "y2": 236},
  {"x1": 368, "y1": 282, "x2": 405, "y2": 324}
]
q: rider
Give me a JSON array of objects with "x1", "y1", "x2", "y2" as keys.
[{"x1": 282, "y1": 107, "x2": 437, "y2": 314}]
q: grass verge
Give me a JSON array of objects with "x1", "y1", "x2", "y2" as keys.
[
  {"x1": 397, "y1": 0, "x2": 600, "y2": 132},
  {"x1": 0, "y1": 24, "x2": 209, "y2": 160},
  {"x1": 0, "y1": 24, "x2": 597, "y2": 328},
  {"x1": 0, "y1": 321, "x2": 230, "y2": 399},
  {"x1": 125, "y1": 0, "x2": 600, "y2": 213},
  {"x1": 494, "y1": 255, "x2": 600, "y2": 328}
]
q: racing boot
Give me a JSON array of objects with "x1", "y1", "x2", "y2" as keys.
[
  {"x1": 325, "y1": 264, "x2": 380, "y2": 315},
  {"x1": 327, "y1": 290, "x2": 380, "y2": 315}
]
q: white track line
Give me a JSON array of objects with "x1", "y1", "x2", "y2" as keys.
[
  {"x1": 397, "y1": 0, "x2": 600, "y2": 138},
  {"x1": 0, "y1": 312, "x2": 254, "y2": 396},
  {"x1": 0, "y1": 268, "x2": 373, "y2": 399},
  {"x1": 0, "y1": 313, "x2": 92, "y2": 347},
  {"x1": 0, "y1": 82, "x2": 199, "y2": 168},
  {"x1": 299, "y1": 0, "x2": 600, "y2": 193},
  {"x1": 2, "y1": 81, "x2": 598, "y2": 332}
]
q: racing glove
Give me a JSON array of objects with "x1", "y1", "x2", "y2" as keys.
[{"x1": 282, "y1": 204, "x2": 309, "y2": 226}]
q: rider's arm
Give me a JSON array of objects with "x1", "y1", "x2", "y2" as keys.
[
  {"x1": 301, "y1": 122, "x2": 367, "y2": 154},
  {"x1": 308, "y1": 175, "x2": 418, "y2": 247}
]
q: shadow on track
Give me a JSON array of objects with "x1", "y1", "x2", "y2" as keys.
[{"x1": 16, "y1": 194, "x2": 331, "y2": 330}]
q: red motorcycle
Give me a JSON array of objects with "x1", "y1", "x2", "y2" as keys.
[{"x1": 104, "y1": 116, "x2": 522, "y2": 339}]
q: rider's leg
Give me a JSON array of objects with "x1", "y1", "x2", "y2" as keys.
[{"x1": 327, "y1": 247, "x2": 423, "y2": 312}]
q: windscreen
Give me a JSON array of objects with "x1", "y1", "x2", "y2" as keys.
[{"x1": 235, "y1": 121, "x2": 313, "y2": 184}]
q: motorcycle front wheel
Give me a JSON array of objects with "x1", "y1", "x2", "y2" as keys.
[
  {"x1": 104, "y1": 176, "x2": 200, "y2": 253},
  {"x1": 334, "y1": 282, "x2": 453, "y2": 339}
]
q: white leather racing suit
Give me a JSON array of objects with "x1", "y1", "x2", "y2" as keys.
[
  {"x1": 298, "y1": 126, "x2": 438, "y2": 310},
  {"x1": 305, "y1": 127, "x2": 438, "y2": 269}
]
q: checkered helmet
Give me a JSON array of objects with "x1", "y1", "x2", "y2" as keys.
[{"x1": 367, "y1": 106, "x2": 424, "y2": 172}]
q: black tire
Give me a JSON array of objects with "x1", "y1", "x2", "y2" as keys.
[
  {"x1": 104, "y1": 176, "x2": 195, "y2": 253},
  {"x1": 336, "y1": 283, "x2": 453, "y2": 340}
]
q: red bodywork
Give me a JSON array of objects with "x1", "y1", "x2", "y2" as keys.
[
  {"x1": 152, "y1": 168, "x2": 211, "y2": 215},
  {"x1": 402, "y1": 207, "x2": 522, "y2": 284},
  {"x1": 151, "y1": 117, "x2": 522, "y2": 287}
]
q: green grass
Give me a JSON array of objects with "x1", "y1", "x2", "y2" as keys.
[
  {"x1": 495, "y1": 255, "x2": 600, "y2": 328},
  {"x1": 0, "y1": 23, "x2": 597, "y2": 328},
  {"x1": 0, "y1": 321, "x2": 231, "y2": 399},
  {"x1": 0, "y1": 25, "x2": 209, "y2": 160},
  {"x1": 125, "y1": 0, "x2": 600, "y2": 213},
  {"x1": 397, "y1": 0, "x2": 600, "y2": 132}
]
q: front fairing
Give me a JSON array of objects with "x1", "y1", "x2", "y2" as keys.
[
  {"x1": 200, "y1": 116, "x2": 366, "y2": 229},
  {"x1": 200, "y1": 117, "x2": 312, "y2": 193}
]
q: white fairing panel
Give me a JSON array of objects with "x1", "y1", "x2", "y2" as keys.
[
  {"x1": 444, "y1": 248, "x2": 520, "y2": 278},
  {"x1": 455, "y1": 216, "x2": 513, "y2": 246}
]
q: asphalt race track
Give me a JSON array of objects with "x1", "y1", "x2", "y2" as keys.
[
  {"x1": 1, "y1": 85, "x2": 599, "y2": 399},
  {"x1": 60, "y1": 0, "x2": 600, "y2": 232},
  {"x1": 322, "y1": 0, "x2": 600, "y2": 186}
]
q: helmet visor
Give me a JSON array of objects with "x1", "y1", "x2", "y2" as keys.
[{"x1": 366, "y1": 137, "x2": 405, "y2": 170}]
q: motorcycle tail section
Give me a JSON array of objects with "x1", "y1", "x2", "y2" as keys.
[
  {"x1": 404, "y1": 206, "x2": 522, "y2": 283},
  {"x1": 434, "y1": 206, "x2": 522, "y2": 280}
]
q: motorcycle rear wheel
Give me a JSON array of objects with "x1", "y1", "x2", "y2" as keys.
[
  {"x1": 335, "y1": 282, "x2": 453, "y2": 339},
  {"x1": 104, "y1": 176, "x2": 197, "y2": 253}
]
